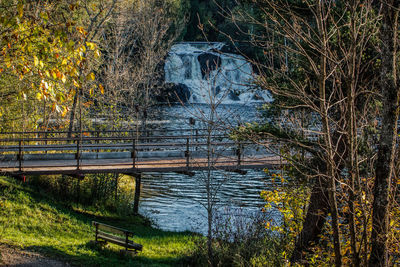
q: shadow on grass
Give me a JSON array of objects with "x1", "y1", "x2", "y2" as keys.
[
  {"x1": 0, "y1": 177, "x2": 199, "y2": 266},
  {"x1": 25, "y1": 244, "x2": 194, "y2": 267}
]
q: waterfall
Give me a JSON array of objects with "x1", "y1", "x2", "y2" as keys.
[{"x1": 164, "y1": 42, "x2": 270, "y2": 104}]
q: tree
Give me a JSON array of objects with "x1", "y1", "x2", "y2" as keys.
[
  {"x1": 0, "y1": 0, "x2": 95, "y2": 131},
  {"x1": 369, "y1": 1, "x2": 400, "y2": 266},
  {"x1": 228, "y1": 0, "x2": 396, "y2": 265},
  {"x1": 67, "y1": 0, "x2": 117, "y2": 136},
  {"x1": 97, "y1": 0, "x2": 185, "y2": 132}
]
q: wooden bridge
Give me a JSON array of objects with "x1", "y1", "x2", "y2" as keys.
[
  {"x1": 0, "y1": 129, "x2": 283, "y2": 176},
  {"x1": 0, "y1": 129, "x2": 285, "y2": 213}
]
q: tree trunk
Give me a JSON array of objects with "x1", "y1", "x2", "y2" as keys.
[
  {"x1": 290, "y1": 176, "x2": 330, "y2": 263},
  {"x1": 369, "y1": 1, "x2": 400, "y2": 266}
]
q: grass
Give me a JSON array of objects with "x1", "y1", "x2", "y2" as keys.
[{"x1": 0, "y1": 176, "x2": 200, "y2": 266}]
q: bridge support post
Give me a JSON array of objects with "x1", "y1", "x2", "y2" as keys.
[
  {"x1": 237, "y1": 142, "x2": 241, "y2": 166},
  {"x1": 133, "y1": 173, "x2": 141, "y2": 214}
]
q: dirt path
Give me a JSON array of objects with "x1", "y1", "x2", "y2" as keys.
[{"x1": 0, "y1": 245, "x2": 69, "y2": 267}]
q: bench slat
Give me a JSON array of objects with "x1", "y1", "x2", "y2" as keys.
[
  {"x1": 93, "y1": 221, "x2": 142, "y2": 251},
  {"x1": 93, "y1": 221, "x2": 133, "y2": 236},
  {"x1": 97, "y1": 233, "x2": 143, "y2": 251}
]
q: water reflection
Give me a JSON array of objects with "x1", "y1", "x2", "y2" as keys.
[
  {"x1": 139, "y1": 169, "x2": 272, "y2": 234},
  {"x1": 138, "y1": 104, "x2": 270, "y2": 234}
]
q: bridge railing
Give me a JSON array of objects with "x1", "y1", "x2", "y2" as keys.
[{"x1": 0, "y1": 131, "x2": 277, "y2": 173}]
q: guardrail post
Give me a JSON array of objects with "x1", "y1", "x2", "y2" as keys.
[
  {"x1": 45, "y1": 131, "x2": 48, "y2": 154},
  {"x1": 185, "y1": 138, "x2": 190, "y2": 168},
  {"x1": 96, "y1": 131, "x2": 100, "y2": 159},
  {"x1": 18, "y1": 140, "x2": 23, "y2": 172},
  {"x1": 132, "y1": 139, "x2": 136, "y2": 169},
  {"x1": 195, "y1": 129, "x2": 199, "y2": 151},
  {"x1": 76, "y1": 138, "x2": 80, "y2": 170}
]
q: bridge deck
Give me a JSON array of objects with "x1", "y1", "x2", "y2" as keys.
[
  {"x1": 0, "y1": 130, "x2": 282, "y2": 176},
  {"x1": 0, "y1": 156, "x2": 282, "y2": 175}
]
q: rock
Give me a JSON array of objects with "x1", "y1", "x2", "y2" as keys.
[
  {"x1": 215, "y1": 43, "x2": 236, "y2": 54},
  {"x1": 159, "y1": 83, "x2": 191, "y2": 103},
  {"x1": 197, "y1": 53, "x2": 221, "y2": 78},
  {"x1": 228, "y1": 91, "x2": 240, "y2": 101},
  {"x1": 213, "y1": 86, "x2": 221, "y2": 96},
  {"x1": 252, "y1": 93, "x2": 264, "y2": 101}
]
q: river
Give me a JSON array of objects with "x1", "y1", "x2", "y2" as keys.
[
  {"x1": 137, "y1": 42, "x2": 273, "y2": 234},
  {"x1": 137, "y1": 104, "x2": 272, "y2": 234}
]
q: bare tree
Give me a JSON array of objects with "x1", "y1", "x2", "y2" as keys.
[
  {"x1": 97, "y1": 0, "x2": 184, "y2": 133},
  {"x1": 369, "y1": 1, "x2": 400, "y2": 266},
  {"x1": 226, "y1": 0, "x2": 384, "y2": 265},
  {"x1": 67, "y1": 0, "x2": 118, "y2": 137}
]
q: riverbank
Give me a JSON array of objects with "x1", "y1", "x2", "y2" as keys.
[{"x1": 0, "y1": 176, "x2": 198, "y2": 266}]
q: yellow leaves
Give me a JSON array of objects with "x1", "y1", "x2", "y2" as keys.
[
  {"x1": 5, "y1": 58, "x2": 12, "y2": 68},
  {"x1": 36, "y1": 92, "x2": 42, "y2": 101},
  {"x1": 83, "y1": 101, "x2": 93, "y2": 108},
  {"x1": 56, "y1": 70, "x2": 62, "y2": 79},
  {"x1": 85, "y1": 42, "x2": 96, "y2": 50},
  {"x1": 40, "y1": 12, "x2": 48, "y2": 21},
  {"x1": 90, "y1": 84, "x2": 103, "y2": 96},
  {"x1": 0, "y1": 2, "x2": 97, "y2": 125},
  {"x1": 73, "y1": 79, "x2": 80, "y2": 88},
  {"x1": 261, "y1": 177, "x2": 308, "y2": 242},
  {"x1": 17, "y1": 3, "x2": 23, "y2": 18},
  {"x1": 43, "y1": 80, "x2": 49, "y2": 89},
  {"x1": 68, "y1": 40, "x2": 75, "y2": 48},
  {"x1": 91, "y1": 3, "x2": 97, "y2": 12},
  {"x1": 76, "y1": 27, "x2": 87, "y2": 36},
  {"x1": 86, "y1": 72, "x2": 95, "y2": 81},
  {"x1": 95, "y1": 50, "x2": 101, "y2": 58},
  {"x1": 61, "y1": 107, "x2": 68, "y2": 117}
]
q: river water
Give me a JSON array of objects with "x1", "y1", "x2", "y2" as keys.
[
  {"x1": 137, "y1": 42, "x2": 273, "y2": 234},
  {"x1": 137, "y1": 104, "x2": 272, "y2": 234}
]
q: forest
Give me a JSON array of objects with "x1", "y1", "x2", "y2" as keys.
[{"x1": 1, "y1": 0, "x2": 400, "y2": 266}]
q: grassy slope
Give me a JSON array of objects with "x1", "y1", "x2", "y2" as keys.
[{"x1": 0, "y1": 176, "x2": 198, "y2": 266}]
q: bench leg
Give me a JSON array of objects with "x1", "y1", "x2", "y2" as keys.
[{"x1": 95, "y1": 224, "x2": 98, "y2": 242}]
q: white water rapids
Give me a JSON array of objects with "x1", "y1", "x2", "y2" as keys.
[{"x1": 164, "y1": 42, "x2": 271, "y2": 104}]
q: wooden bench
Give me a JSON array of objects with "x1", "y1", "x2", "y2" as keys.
[{"x1": 93, "y1": 221, "x2": 143, "y2": 253}]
